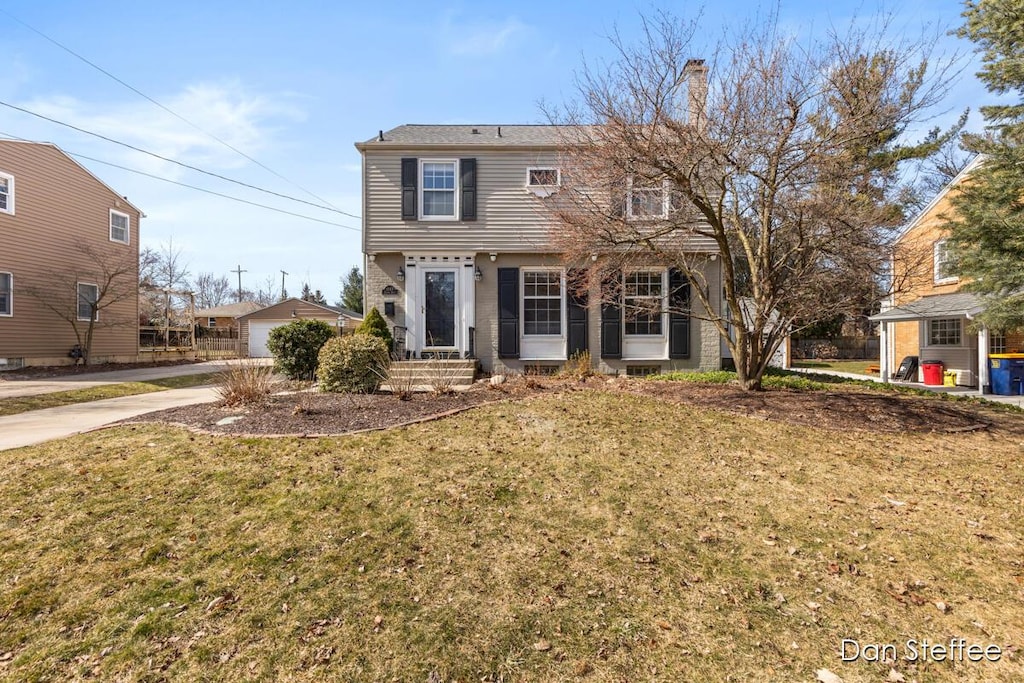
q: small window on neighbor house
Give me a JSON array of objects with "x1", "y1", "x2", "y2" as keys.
[
  {"x1": 77, "y1": 283, "x2": 99, "y2": 321},
  {"x1": 0, "y1": 172, "x2": 13, "y2": 214},
  {"x1": 527, "y1": 168, "x2": 560, "y2": 187},
  {"x1": 208, "y1": 317, "x2": 217, "y2": 327},
  {"x1": 990, "y1": 331, "x2": 1007, "y2": 355},
  {"x1": 0, "y1": 272, "x2": 12, "y2": 316},
  {"x1": 933, "y1": 239, "x2": 956, "y2": 284},
  {"x1": 928, "y1": 317, "x2": 961, "y2": 346},
  {"x1": 110, "y1": 210, "x2": 130, "y2": 244},
  {"x1": 420, "y1": 160, "x2": 457, "y2": 218}
]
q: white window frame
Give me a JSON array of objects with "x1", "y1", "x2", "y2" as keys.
[
  {"x1": 208, "y1": 317, "x2": 217, "y2": 327},
  {"x1": 0, "y1": 271, "x2": 12, "y2": 316},
  {"x1": 525, "y1": 167, "x2": 561, "y2": 198},
  {"x1": 623, "y1": 269, "x2": 667, "y2": 337},
  {"x1": 626, "y1": 177, "x2": 669, "y2": 220},
  {"x1": 990, "y1": 331, "x2": 1006, "y2": 355},
  {"x1": 419, "y1": 159, "x2": 459, "y2": 221},
  {"x1": 0, "y1": 172, "x2": 14, "y2": 215},
  {"x1": 110, "y1": 209, "x2": 130, "y2": 244},
  {"x1": 933, "y1": 239, "x2": 957, "y2": 285},
  {"x1": 521, "y1": 269, "x2": 565, "y2": 337},
  {"x1": 926, "y1": 317, "x2": 962, "y2": 347},
  {"x1": 77, "y1": 282, "x2": 99, "y2": 322}
]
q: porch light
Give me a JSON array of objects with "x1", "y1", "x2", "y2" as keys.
[
  {"x1": 396, "y1": 266, "x2": 405, "y2": 282},
  {"x1": 489, "y1": 253, "x2": 497, "y2": 262},
  {"x1": 474, "y1": 266, "x2": 483, "y2": 282}
]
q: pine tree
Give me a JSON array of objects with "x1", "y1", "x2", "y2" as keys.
[
  {"x1": 339, "y1": 266, "x2": 364, "y2": 314},
  {"x1": 945, "y1": 0, "x2": 1024, "y2": 331}
]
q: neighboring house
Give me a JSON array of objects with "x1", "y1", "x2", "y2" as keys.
[
  {"x1": 0, "y1": 139, "x2": 142, "y2": 368},
  {"x1": 355, "y1": 120, "x2": 723, "y2": 375},
  {"x1": 237, "y1": 298, "x2": 362, "y2": 358},
  {"x1": 195, "y1": 301, "x2": 261, "y2": 336},
  {"x1": 871, "y1": 156, "x2": 1023, "y2": 389}
]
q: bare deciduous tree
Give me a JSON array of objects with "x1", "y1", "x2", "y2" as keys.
[
  {"x1": 191, "y1": 272, "x2": 232, "y2": 308},
  {"x1": 547, "y1": 13, "x2": 957, "y2": 389}
]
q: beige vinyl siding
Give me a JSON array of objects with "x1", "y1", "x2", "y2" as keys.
[
  {"x1": 362, "y1": 150, "x2": 719, "y2": 255},
  {"x1": 0, "y1": 141, "x2": 140, "y2": 363}
]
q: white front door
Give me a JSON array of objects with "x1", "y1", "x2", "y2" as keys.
[{"x1": 422, "y1": 267, "x2": 459, "y2": 352}]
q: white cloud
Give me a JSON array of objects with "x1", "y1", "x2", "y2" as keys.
[{"x1": 440, "y1": 15, "x2": 531, "y2": 57}]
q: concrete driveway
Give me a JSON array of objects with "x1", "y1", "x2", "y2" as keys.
[{"x1": 0, "y1": 359, "x2": 269, "y2": 399}]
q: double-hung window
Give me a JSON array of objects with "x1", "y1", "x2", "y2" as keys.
[
  {"x1": 0, "y1": 172, "x2": 13, "y2": 215},
  {"x1": 420, "y1": 160, "x2": 457, "y2": 219},
  {"x1": 627, "y1": 178, "x2": 668, "y2": 220},
  {"x1": 928, "y1": 317, "x2": 961, "y2": 346},
  {"x1": 933, "y1": 239, "x2": 957, "y2": 284},
  {"x1": 523, "y1": 270, "x2": 562, "y2": 336},
  {"x1": 0, "y1": 272, "x2": 12, "y2": 316},
  {"x1": 77, "y1": 283, "x2": 99, "y2": 321},
  {"x1": 624, "y1": 271, "x2": 664, "y2": 335},
  {"x1": 110, "y1": 210, "x2": 130, "y2": 244}
]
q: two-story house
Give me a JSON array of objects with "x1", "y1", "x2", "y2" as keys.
[
  {"x1": 355, "y1": 124, "x2": 723, "y2": 375},
  {"x1": 871, "y1": 155, "x2": 1023, "y2": 389},
  {"x1": 0, "y1": 139, "x2": 142, "y2": 368}
]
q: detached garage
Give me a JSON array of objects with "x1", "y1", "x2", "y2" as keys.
[{"x1": 237, "y1": 298, "x2": 363, "y2": 358}]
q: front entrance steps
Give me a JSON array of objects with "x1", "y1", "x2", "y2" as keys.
[{"x1": 384, "y1": 359, "x2": 478, "y2": 390}]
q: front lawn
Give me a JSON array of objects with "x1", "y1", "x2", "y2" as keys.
[{"x1": 0, "y1": 391, "x2": 1020, "y2": 681}]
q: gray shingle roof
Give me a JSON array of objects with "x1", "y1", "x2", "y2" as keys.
[
  {"x1": 195, "y1": 301, "x2": 261, "y2": 318},
  {"x1": 357, "y1": 124, "x2": 585, "y2": 148},
  {"x1": 869, "y1": 292, "x2": 985, "y2": 322}
]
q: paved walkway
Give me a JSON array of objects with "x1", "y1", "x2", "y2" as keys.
[
  {"x1": 0, "y1": 359, "x2": 269, "y2": 399},
  {"x1": 0, "y1": 386, "x2": 221, "y2": 451}
]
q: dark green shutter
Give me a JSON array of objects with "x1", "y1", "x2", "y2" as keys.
[
  {"x1": 566, "y1": 269, "x2": 588, "y2": 357},
  {"x1": 497, "y1": 267, "x2": 519, "y2": 358},
  {"x1": 401, "y1": 158, "x2": 417, "y2": 220},
  {"x1": 460, "y1": 158, "x2": 477, "y2": 221},
  {"x1": 600, "y1": 271, "x2": 622, "y2": 359},
  {"x1": 668, "y1": 268, "x2": 691, "y2": 359}
]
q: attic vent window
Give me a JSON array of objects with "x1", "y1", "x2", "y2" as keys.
[{"x1": 471, "y1": 128, "x2": 480, "y2": 134}]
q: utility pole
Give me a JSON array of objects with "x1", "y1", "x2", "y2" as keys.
[
  {"x1": 280, "y1": 270, "x2": 288, "y2": 301},
  {"x1": 231, "y1": 264, "x2": 247, "y2": 303}
]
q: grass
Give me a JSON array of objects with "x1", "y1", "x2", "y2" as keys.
[
  {"x1": 0, "y1": 391, "x2": 1021, "y2": 681},
  {"x1": 793, "y1": 359, "x2": 878, "y2": 375},
  {"x1": 0, "y1": 373, "x2": 220, "y2": 417}
]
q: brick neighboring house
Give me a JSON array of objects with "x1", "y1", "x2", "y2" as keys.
[
  {"x1": 355, "y1": 122, "x2": 723, "y2": 375},
  {"x1": 195, "y1": 301, "x2": 260, "y2": 336},
  {"x1": 0, "y1": 139, "x2": 142, "y2": 369},
  {"x1": 871, "y1": 156, "x2": 1024, "y2": 389}
]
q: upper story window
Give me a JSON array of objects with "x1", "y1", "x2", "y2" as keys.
[
  {"x1": 928, "y1": 317, "x2": 961, "y2": 346},
  {"x1": 627, "y1": 178, "x2": 669, "y2": 220},
  {"x1": 526, "y1": 168, "x2": 560, "y2": 198},
  {"x1": 77, "y1": 282, "x2": 99, "y2": 322},
  {"x1": 0, "y1": 272, "x2": 12, "y2": 316},
  {"x1": 624, "y1": 270, "x2": 665, "y2": 335},
  {"x1": 110, "y1": 210, "x2": 130, "y2": 244},
  {"x1": 0, "y1": 172, "x2": 14, "y2": 215},
  {"x1": 522, "y1": 270, "x2": 562, "y2": 336},
  {"x1": 421, "y1": 160, "x2": 457, "y2": 219},
  {"x1": 933, "y1": 239, "x2": 957, "y2": 284}
]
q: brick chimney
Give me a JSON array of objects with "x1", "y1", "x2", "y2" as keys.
[{"x1": 683, "y1": 58, "x2": 708, "y2": 130}]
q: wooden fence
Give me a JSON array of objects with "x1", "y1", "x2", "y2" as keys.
[
  {"x1": 793, "y1": 337, "x2": 880, "y2": 360},
  {"x1": 196, "y1": 337, "x2": 241, "y2": 359}
]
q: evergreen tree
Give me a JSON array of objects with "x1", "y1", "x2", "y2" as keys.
[
  {"x1": 945, "y1": 0, "x2": 1024, "y2": 331},
  {"x1": 299, "y1": 284, "x2": 327, "y2": 306},
  {"x1": 339, "y1": 266, "x2": 364, "y2": 314}
]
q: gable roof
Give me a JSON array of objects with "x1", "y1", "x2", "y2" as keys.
[
  {"x1": 0, "y1": 138, "x2": 144, "y2": 215},
  {"x1": 355, "y1": 124, "x2": 587, "y2": 150},
  {"x1": 236, "y1": 297, "x2": 363, "y2": 321},
  {"x1": 195, "y1": 301, "x2": 261, "y2": 318},
  {"x1": 869, "y1": 291, "x2": 985, "y2": 322},
  {"x1": 895, "y1": 154, "x2": 985, "y2": 243}
]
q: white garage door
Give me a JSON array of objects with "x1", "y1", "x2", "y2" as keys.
[{"x1": 248, "y1": 320, "x2": 291, "y2": 358}]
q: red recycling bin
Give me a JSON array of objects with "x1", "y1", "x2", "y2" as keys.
[{"x1": 921, "y1": 360, "x2": 944, "y2": 386}]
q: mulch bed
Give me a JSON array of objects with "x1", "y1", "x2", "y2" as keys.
[{"x1": 126, "y1": 376, "x2": 1023, "y2": 438}]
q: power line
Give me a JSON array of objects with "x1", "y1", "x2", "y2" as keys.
[
  {"x1": 0, "y1": 98, "x2": 363, "y2": 220},
  {"x1": 0, "y1": 6, "x2": 343, "y2": 213}
]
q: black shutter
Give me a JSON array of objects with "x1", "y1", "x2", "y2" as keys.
[
  {"x1": 460, "y1": 158, "x2": 477, "y2": 221},
  {"x1": 497, "y1": 267, "x2": 519, "y2": 358},
  {"x1": 600, "y1": 271, "x2": 622, "y2": 359},
  {"x1": 401, "y1": 158, "x2": 417, "y2": 220},
  {"x1": 566, "y1": 269, "x2": 588, "y2": 357},
  {"x1": 668, "y1": 267, "x2": 691, "y2": 359}
]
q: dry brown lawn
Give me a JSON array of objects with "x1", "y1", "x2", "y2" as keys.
[{"x1": 0, "y1": 390, "x2": 1021, "y2": 682}]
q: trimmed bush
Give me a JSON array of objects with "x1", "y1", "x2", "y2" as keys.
[
  {"x1": 317, "y1": 333, "x2": 390, "y2": 393},
  {"x1": 266, "y1": 319, "x2": 336, "y2": 380},
  {"x1": 355, "y1": 307, "x2": 393, "y2": 351}
]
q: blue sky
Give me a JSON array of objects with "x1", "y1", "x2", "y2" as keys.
[{"x1": 0, "y1": 0, "x2": 987, "y2": 303}]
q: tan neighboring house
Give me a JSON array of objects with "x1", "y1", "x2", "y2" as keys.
[
  {"x1": 356, "y1": 122, "x2": 723, "y2": 375},
  {"x1": 237, "y1": 298, "x2": 363, "y2": 358},
  {"x1": 871, "y1": 156, "x2": 1024, "y2": 389},
  {"x1": 195, "y1": 301, "x2": 260, "y2": 335},
  {"x1": 0, "y1": 139, "x2": 142, "y2": 369}
]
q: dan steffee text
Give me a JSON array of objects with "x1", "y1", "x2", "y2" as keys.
[{"x1": 841, "y1": 638, "x2": 1002, "y2": 663}]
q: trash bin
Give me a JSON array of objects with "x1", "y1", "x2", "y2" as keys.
[
  {"x1": 989, "y1": 353, "x2": 1024, "y2": 396},
  {"x1": 920, "y1": 360, "x2": 944, "y2": 386}
]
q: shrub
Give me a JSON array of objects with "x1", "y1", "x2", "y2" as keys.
[
  {"x1": 355, "y1": 307, "x2": 393, "y2": 352},
  {"x1": 317, "y1": 333, "x2": 390, "y2": 393},
  {"x1": 560, "y1": 350, "x2": 595, "y2": 380},
  {"x1": 216, "y1": 359, "x2": 276, "y2": 406},
  {"x1": 266, "y1": 319, "x2": 336, "y2": 380}
]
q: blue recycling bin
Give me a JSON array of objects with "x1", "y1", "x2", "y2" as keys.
[{"x1": 989, "y1": 354, "x2": 1024, "y2": 396}]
